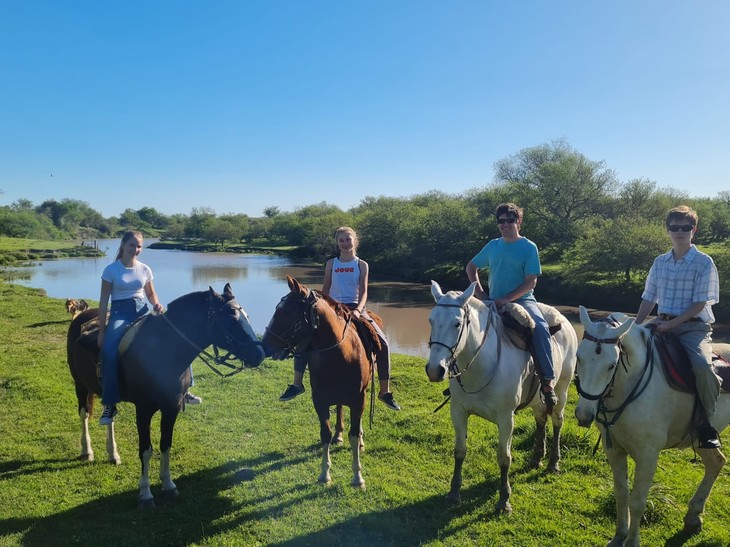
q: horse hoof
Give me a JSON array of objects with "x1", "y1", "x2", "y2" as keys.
[
  {"x1": 161, "y1": 488, "x2": 179, "y2": 502},
  {"x1": 683, "y1": 521, "x2": 702, "y2": 535},
  {"x1": 446, "y1": 492, "x2": 461, "y2": 505},
  {"x1": 528, "y1": 458, "x2": 542, "y2": 470},
  {"x1": 351, "y1": 480, "x2": 366, "y2": 490},
  {"x1": 78, "y1": 454, "x2": 94, "y2": 462},
  {"x1": 333, "y1": 436, "x2": 344, "y2": 445},
  {"x1": 318, "y1": 476, "x2": 332, "y2": 485},
  {"x1": 108, "y1": 457, "x2": 121, "y2": 466},
  {"x1": 495, "y1": 501, "x2": 512, "y2": 515},
  {"x1": 547, "y1": 464, "x2": 560, "y2": 474},
  {"x1": 138, "y1": 497, "x2": 156, "y2": 510}
]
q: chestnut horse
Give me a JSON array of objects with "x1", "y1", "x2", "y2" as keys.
[
  {"x1": 262, "y1": 276, "x2": 377, "y2": 488},
  {"x1": 67, "y1": 284, "x2": 265, "y2": 507}
]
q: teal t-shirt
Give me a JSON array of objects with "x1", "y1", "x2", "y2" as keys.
[{"x1": 470, "y1": 237, "x2": 541, "y2": 301}]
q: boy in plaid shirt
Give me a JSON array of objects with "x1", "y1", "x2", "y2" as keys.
[{"x1": 635, "y1": 205, "x2": 722, "y2": 449}]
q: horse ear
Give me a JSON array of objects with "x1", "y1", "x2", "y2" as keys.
[
  {"x1": 208, "y1": 286, "x2": 220, "y2": 300},
  {"x1": 288, "y1": 276, "x2": 307, "y2": 296},
  {"x1": 431, "y1": 280, "x2": 444, "y2": 301},
  {"x1": 615, "y1": 317, "x2": 635, "y2": 338},
  {"x1": 579, "y1": 305, "x2": 592, "y2": 329},
  {"x1": 462, "y1": 281, "x2": 477, "y2": 302},
  {"x1": 287, "y1": 275, "x2": 296, "y2": 290},
  {"x1": 223, "y1": 283, "x2": 234, "y2": 300}
]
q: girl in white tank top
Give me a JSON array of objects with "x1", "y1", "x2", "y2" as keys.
[{"x1": 279, "y1": 226, "x2": 401, "y2": 411}]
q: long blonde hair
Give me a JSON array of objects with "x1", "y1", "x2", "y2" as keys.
[
  {"x1": 334, "y1": 226, "x2": 358, "y2": 255},
  {"x1": 115, "y1": 230, "x2": 144, "y2": 260}
]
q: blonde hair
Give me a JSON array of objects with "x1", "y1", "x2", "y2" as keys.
[
  {"x1": 115, "y1": 230, "x2": 144, "y2": 260},
  {"x1": 334, "y1": 226, "x2": 358, "y2": 253}
]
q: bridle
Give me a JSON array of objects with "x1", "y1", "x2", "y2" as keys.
[
  {"x1": 264, "y1": 289, "x2": 350, "y2": 356},
  {"x1": 428, "y1": 300, "x2": 498, "y2": 393},
  {"x1": 575, "y1": 319, "x2": 656, "y2": 448},
  {"x1": 160, "y1": 297, "x2": 262, "y2": 377}
]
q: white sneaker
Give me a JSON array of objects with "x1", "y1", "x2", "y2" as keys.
[{"x1": 184, "y1": 391, "x2": 202, "y2": 405}]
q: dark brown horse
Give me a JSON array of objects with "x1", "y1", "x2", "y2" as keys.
[
  {"x1": 262, "y1": 276, "x2": 378, "y2": 488},
  {"x1": 67, "y1": 284, "x2": 265, "y2": 507}
]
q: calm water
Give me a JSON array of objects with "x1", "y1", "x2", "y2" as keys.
[
  {"x1": 9, "y1": 240, "x2": 728, "y2": 355},
  {"x1": 8, "y1": 240, "x2": 435, "y2": 357}
]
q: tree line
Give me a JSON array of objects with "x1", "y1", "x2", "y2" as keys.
[{"x1": 2, "y1": 140, "x2": 729, "y2": 316}]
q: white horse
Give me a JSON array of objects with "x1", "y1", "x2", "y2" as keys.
[
  {"x1": 575, "y1": 306, "x2": 730, "y2": 547},
  {"x1": 426, "y1": 281, "x2": 577, "y2": 513}
]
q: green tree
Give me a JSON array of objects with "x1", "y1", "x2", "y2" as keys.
[
  {"x1": 561, "y1": 217, "x2": 667, "y2": 285},
  {"x1": 494, "y1": 139, "x2": 619, "y2": 254}
]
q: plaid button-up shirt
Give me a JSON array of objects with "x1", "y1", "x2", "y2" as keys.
[{"x1": 642, "y1": 245, "x2": 720, "y2": 323}]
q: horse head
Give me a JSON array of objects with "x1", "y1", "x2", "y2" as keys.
[
  {"x1": 208, "y1": 283, "x2": 266, "y2": 367},
  {"x1": 262, "y1": 275, "x2": 320, "y2": 360},
  {"x1": 574, "y1": 305, "x2": 634, "y2": 427},
  {"x1": 425, "y1": 280, "x2": 480, "y2": 382}
]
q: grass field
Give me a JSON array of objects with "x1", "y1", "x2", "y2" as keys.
[{"x1": 0, "y1": 281, "x2": 729, "y2": 546}]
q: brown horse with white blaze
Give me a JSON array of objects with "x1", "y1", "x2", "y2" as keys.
[{"x1": 262, "y1": 276, "x2": 376, "y2": 488}]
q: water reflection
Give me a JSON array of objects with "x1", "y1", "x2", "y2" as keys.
[{"x1": 8, "y1": 241, "x2": 728, "y2": 357}]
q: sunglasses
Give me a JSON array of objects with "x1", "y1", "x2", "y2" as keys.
[
  {"x1": 497, "y1": 218, "x2": 517, "y2": 224},
  {"x1": 668, "y1": 224, "x2": 694, "y2": 232}
]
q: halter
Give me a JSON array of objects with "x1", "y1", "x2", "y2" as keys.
[
  {"x1": 264, "y1": 289, "x2": 350, "y2": 356},
  {"x1": 576, "y1": 320, "x2": 657, "y2": 448},
  {"x1": 428, "y1": 300, "x2": 499, "y2": 393},
  {"x1": 161, "y1": 298, "x2": 261, "y2": 377}
]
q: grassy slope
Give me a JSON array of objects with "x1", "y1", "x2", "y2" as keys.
[{"x1": 0, "y1": 282, "x2": 729, "y2": 546}]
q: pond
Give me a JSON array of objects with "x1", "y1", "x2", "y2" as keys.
[{"x1": 9, "y1": 240, "x2": 729, "y2": 355}]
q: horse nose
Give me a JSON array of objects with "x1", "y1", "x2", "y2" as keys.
[
  {"x1": 574, "y1": 406, "x2": 595, "y2": 428},
  {"x1": 425, "y1": 362, "x2": 446, "y2": 382}
]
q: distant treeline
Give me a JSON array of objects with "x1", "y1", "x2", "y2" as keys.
[{"x1": 2, "y1": 140, "x2": 729, "y2": 317}]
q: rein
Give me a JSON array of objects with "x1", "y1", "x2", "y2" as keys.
[
  {"x1": 160, "y1": 304, "x2": 254, "y2": 378},
  {"x1": 577, "y1": 323, "x2": 657, "y2": 448}
]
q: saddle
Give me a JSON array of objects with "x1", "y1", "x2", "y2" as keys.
[
  {"x1": 76, "y1": 314, "x2": 149, "y2": 378},
  {"x1": 499, "y1": 302, "x2": 564, "y2": 351},
  {"x1": 653, "y1": 332, "x2": 730, "y2": 393},
  {"x1": 352, "y1": 310, "x2": 383, "y2": 359}
]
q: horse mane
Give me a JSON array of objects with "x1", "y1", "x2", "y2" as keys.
[{"x1": 166, "y1": 290, "x2": 209, "y2": 313}]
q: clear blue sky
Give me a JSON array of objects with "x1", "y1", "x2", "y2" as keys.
[{"x1": 1, "y1": 1, "x2": 728, "y2": 218}]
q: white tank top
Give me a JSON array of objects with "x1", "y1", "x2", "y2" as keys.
[{"x1": 329, "y1": 257, "x2": 360, "y2": 305}]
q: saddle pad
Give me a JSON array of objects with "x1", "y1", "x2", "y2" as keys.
[
  {"x1": 118, "y1": 315, "x2": 150, "y2": 356},
  {"x1": 655, "y1": 334, "x2": 730, "y2": 393},
  {"x1": 501, "y1": 302, "x2": 563, "y2": 350}
]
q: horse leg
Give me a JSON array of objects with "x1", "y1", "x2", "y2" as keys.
[
  {"x1": 494, "y1": 414, "x2": 514, "y2": 515},
  {"x1": 159, "y1": 410, "x2": 180, "y2": 500},
  {"x1": 447, "y1": 406, "x2": 468, "y2": 504},
  {"x1": 104, "y1": 422, "x2": 121, "y2": 465},
  {"x1": 528, "y1": 410, "x2": 547, "y2": 469},
  {"x1": 317, "y1": 404, "x2": 333, "y2": 484},
  {"x1": 623, "y1": 450, "x2": 660, "y2": 547},
  {"x1": 76, "y1": 388, "x2": 95, "y2": 461},
  {"x1": 349, "y1": 404, "x2": 365, "y2": 489},
  {"x1": 605, "y1": 446, "x2": 630, "y2": 546},
  {"x1": 333, "y1": 404, "x2": 344, "y2": 445},
  {"x1": 683, "y1": 447, "x2": 726, "y2": 534},
  {"x1": 136, "y1": 407, "x2": 156, "y2": 509},
  {"x1": 546, "y1": 398, "x2": 566, "y2": 473}
]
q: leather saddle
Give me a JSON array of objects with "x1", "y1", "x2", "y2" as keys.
[{"x1": 653, "y1": 332, "x2": 730, "y2": 393}]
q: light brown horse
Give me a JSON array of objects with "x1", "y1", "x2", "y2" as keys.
[{"x1": 262, "y1": 276, "x2": 378, "y2": 488}]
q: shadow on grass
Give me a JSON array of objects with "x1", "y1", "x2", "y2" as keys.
[{"x1": 27, "y1": 320, "x2": 69, "y2": 328}]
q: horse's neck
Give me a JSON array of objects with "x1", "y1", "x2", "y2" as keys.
[
  {"x1": 616, "y1": 327, "x2": 658, "y2": 389},
  {"x1": 164, "y1": 308, "x2": 210, "y2": 350},
  {"x1": 313, "y1": 304, "x2": 346, "y2": 348}
]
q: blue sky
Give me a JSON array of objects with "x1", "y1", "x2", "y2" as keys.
[{"x1": 1, "y1": 1, "x2": 728, "y2": 218}]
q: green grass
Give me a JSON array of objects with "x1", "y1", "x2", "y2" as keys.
[{"x1": 1, "y1": 281, "x2": 729, "y2": 546}]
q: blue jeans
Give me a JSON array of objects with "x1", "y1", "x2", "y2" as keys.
[
  {"x1": 517, "y1": 299, "x2": 555, "y2": 381},
  {"x1": 101, "y1": 298, "x2": 149, "y2": 405}
]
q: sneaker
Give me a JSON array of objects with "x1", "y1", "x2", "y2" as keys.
[
  {"x1": 698, "y1": 423, "x2": 722, "y2": 449},
  {"x1": 99, "y1": 404, "x2": 117, "y2": 425},
  {"x1": 540, "y1": 382, "x2": 558, "y2": 408},
  {"x1": 378, "y1": 392, "x2": 401, "y2": 411},
  {"x1": 184, "y1": 391, "x2": 202, "y2": 405},
  {"x1": 279, "y1": 384, "x2": 305, "y2": 401}
]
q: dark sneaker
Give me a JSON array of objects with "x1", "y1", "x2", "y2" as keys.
[
  {"x1": 541, "y1": 385, "x2": 558, "y2": 408},
  {"x1": 184, "y1": 391, "x2": 202, "y2": 405},
  {"x1": 378, "y1": 392, "x2": 401, "y2": 411},
  {"x1": 99, "y1": 404, "x2": 117, "y2": 425},
  {"x1": 698, "y1": 423, "x2": 722, "y2": 449},
  {"x1": 279, "y1": 384, "x2": 305, "y2": 401}
]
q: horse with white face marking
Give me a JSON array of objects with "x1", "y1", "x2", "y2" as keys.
[
  {"x1": 426, "y1": 281, "x2": 577, "y2": 514},
  {"x1": 575, "y1": 306, "x2": 730, "y2": 547}
]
